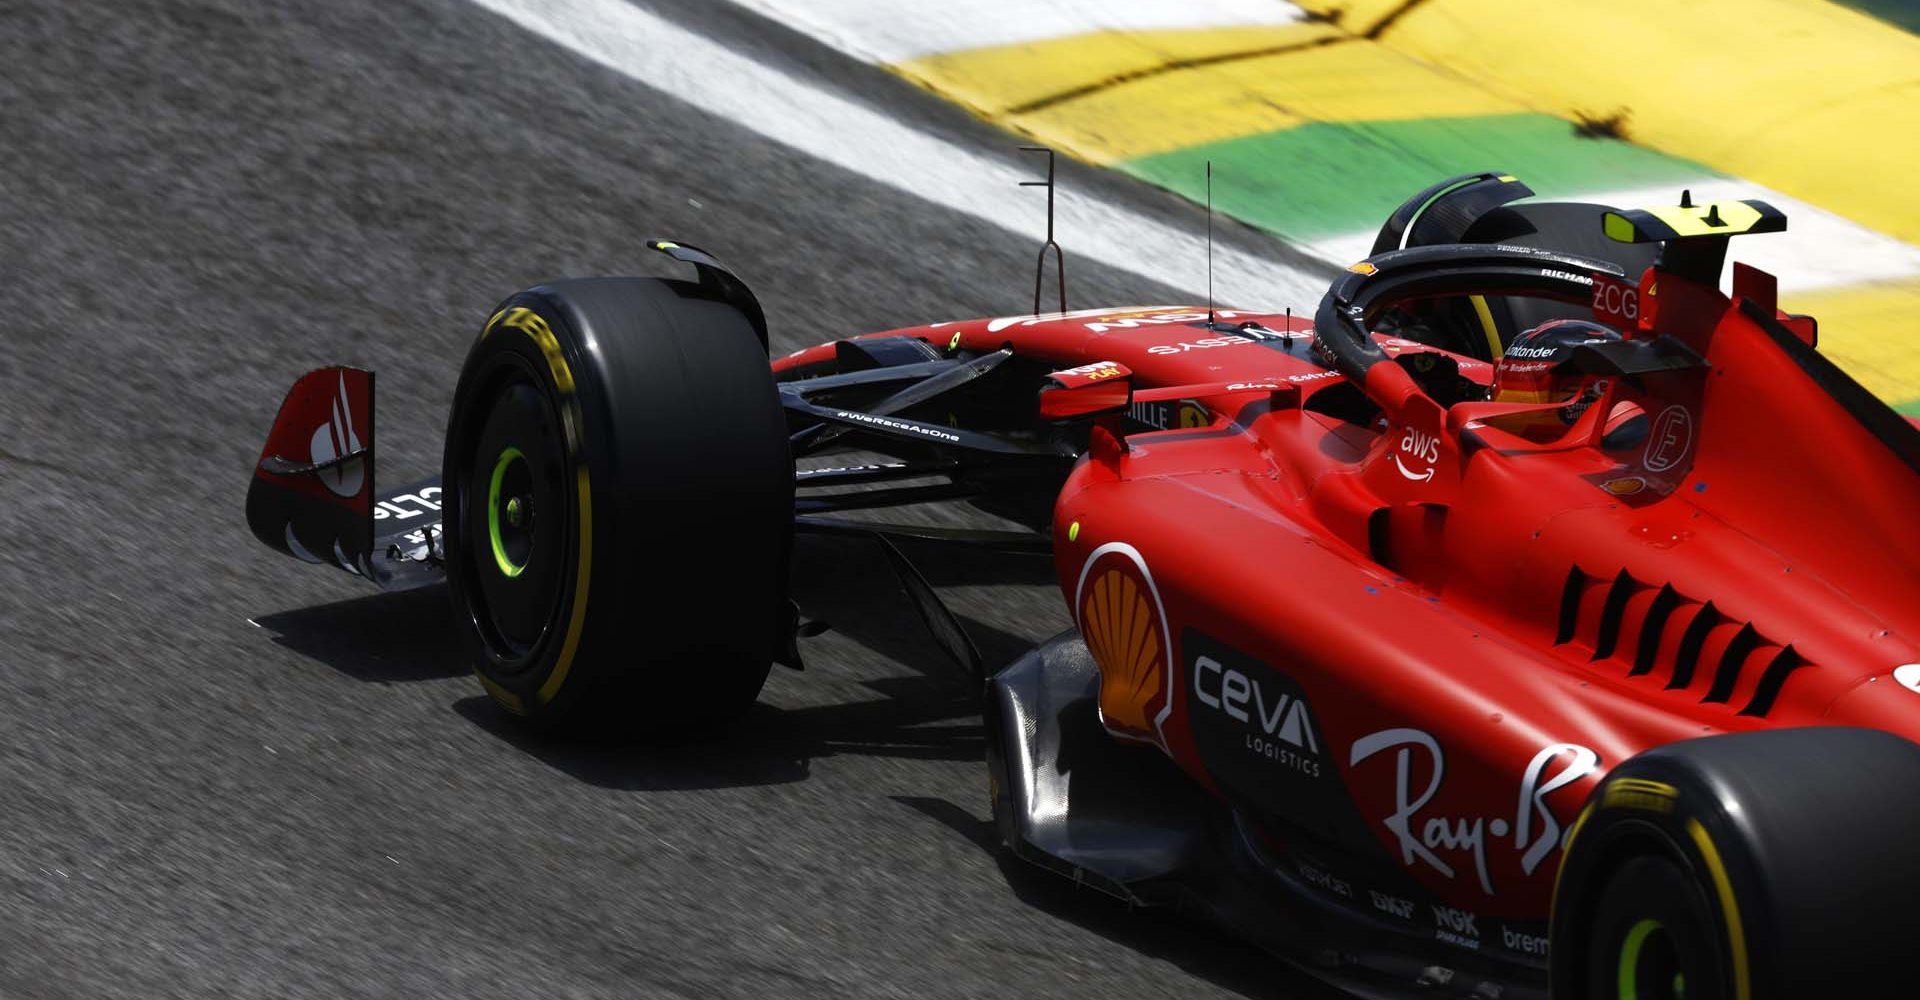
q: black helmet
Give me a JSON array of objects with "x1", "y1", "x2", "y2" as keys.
[{"x1": 1491, "y1": 319, "x2": 1622, "y2": 433}]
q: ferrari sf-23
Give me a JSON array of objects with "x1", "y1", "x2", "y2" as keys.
[{"x1": 245, "y1": 172, "x2": 1920, "y2": 999}]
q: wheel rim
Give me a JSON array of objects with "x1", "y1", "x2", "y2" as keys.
[
  {"x1": 461, "y1": 371, "x2": 569, "y2": 665},
  {"x1": 1617, "y1": 918, "x2": 1687, "y2": 1000},
  {"x1": 487, "y1": 446, "x2": 532, "y2": 577}
]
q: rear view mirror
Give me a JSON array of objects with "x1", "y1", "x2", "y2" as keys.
[{"x1": 1039, "y1": 361, "x2": 1132, "y2": 420}]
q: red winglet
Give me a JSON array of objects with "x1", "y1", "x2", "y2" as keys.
[
  {"x1": 1046, "y1": 360, "x2": 1132, "y2": 390},
  {"x1": 1040, "y1": 361, "x2": 1133, "y2": 420},
  {"x1": 245, "y1": 367, "x2": 375, "y2": 572}
]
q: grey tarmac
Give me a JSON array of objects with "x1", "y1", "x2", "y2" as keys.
[{"x1": 0, "y1": 1, "x2": 1343, "y2": 997}]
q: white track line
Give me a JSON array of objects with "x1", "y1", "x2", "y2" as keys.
[
  {"x1": 467, "y1": 0, "x2": 1332, "y2": 311},
  {"x1": 724, "y1": 0, "x2": 1306, "y2": 64},
  {"x1": 729, "y1": 0, "x2": 1920, "y2": 297}
]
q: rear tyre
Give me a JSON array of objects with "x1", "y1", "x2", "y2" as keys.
[
  {"x1": 442, "y1": 277, "x2": 792, "y2": 735},
  {"x1": 1551, "y1": 727, "x2": 1920, "y2": 999}
]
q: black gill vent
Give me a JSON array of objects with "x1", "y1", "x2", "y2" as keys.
[
  {"x1": 1593, "y1": 570, "x2": 1636, "y2": 661},
  {"x1": 1703, "y1": 623, "x2": 1762, "y2": 704},
  {"x1": 1632, "y1": 585, "x2": 1681, "y2": 676},
  {"x1": 1670, "y1": 601, "x2": 1723, "y2": 691},
  {"x1": 1741, "y1": 646, "x2": 1809, "y2": 718},
  {"x1": 1555, "y1": 567, "x2": 1586, "y2": 646},
  {"x1": 1554, "y1": 566, "x2": 1812, "y2": 717}
]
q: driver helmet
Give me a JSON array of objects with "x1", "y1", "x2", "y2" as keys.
[{"x1": 1491, "y1": 319, "x2": 1622, "y2": 430}]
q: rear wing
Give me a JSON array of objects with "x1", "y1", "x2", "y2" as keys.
[{"x1": 244, "y1": 367, "x2": 444, "y2": 590}]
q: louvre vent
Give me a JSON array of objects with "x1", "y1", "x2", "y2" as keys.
[
  {"x1": 1554, "y1": 566, "x2": 1812, "y2": 717},
  {"x1": 1632, "y1": 585, "x2": 1681, "y2": 676}
]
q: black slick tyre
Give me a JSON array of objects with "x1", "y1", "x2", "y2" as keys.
[
  {"x1": 1550, "y1": 726, "x2": 1920, "y2": 1000},
  {"x1": 441, "y1": 277, "x2": 792, "y2": 735}
]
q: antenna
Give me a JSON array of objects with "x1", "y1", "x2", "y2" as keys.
[
  {"x1": 1206, "y1": 160, "x2": 1215, "y2": 325},
  {"x1": 1019, "y1": 146, "x2": 1067, "y2": 315}
]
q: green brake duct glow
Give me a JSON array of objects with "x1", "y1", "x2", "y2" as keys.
[{"x1": 488, "y1": 446, "x2": 528, "y2": 577}]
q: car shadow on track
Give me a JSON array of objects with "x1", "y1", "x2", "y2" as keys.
[
  {"x1": 892, "y1": 796, "x2": 1348, "y2": 1000},
  {"x1": 255, "y1": 533, "x2": 1061, "y2": 792},
  {"x1": 249, "y1": 533, "x2": 1054, "y2": 685},
  {"x1": 252, "y1": 583, "x2": 469, "y2": 683},
  {"x1": 250, "y1": 538, "x2": 1336, "y2": 996},
  {"x1": 446, "y1": 532, "x2": 1060, "y2": 791},
  {"x1": 789, "y1": 533, "x2": 1060, "y2": 679},
  {"x1": 451, "y1": 671, "x2": 988, "y2": 792}
]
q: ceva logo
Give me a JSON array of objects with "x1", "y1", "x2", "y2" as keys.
[{"x1": 1192, "y1": 655, "x2": 1319, "y2": 753}]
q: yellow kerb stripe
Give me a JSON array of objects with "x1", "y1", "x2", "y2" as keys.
[
  {"x1": 1296, "y1": 0, "x2": 1920, "y2": 244},
  {"x1": 891, "y1": 23, "x2": 1520, "y2": 163},
  {"x1": 893, "y1": 23, "x2": 1334, "y2": 117},
  {"x1": 1784, "y1": 279, "x2": 1920, "y2": 409}
]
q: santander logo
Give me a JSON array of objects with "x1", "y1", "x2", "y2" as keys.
[{"x1": 309, "y1": 372, "x2": 365, "y2": 498}]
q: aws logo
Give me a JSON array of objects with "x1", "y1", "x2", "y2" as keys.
[
  {"x1": 1392, "y1": 426, "x2": 1442, "y2": 483},
  {"x1": 1075, "y1": 543, "x2": 1174, "y2": 749}
]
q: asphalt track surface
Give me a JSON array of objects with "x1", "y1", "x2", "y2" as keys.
[{"x1": 0, "y1": 2, "x2": 1345, "y2": 997}]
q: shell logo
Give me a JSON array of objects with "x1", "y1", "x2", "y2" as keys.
[{"x1": 1075, "y1": 542, "x2": 1173, "y2": 747}]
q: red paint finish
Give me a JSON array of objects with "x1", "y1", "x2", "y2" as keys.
[
  {"x1": 253, "y1": 366, "x2": 374, "y2": 518},
  {"x1": 776, "y1": 282, "x2": 1920, "y2": 924}
]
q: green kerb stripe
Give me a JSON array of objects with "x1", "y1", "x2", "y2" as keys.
[
  {"x1": 1831, "y1": 1, "x2": 1920, "y2": 34},
  {"x1": 1122, "y1": 113, "x2": 1715, "y2": 242},
  {"x1": 1896, "y1": 399, "x2": 1920, "y2": 417}
]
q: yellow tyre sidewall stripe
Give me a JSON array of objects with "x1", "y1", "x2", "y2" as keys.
[
  {"x1": 477, "y1": 306, "x2": 596, "y2": 712},
  {"x1": 1686, "y1": 817, "x2": 1753, "y2": 1000}
]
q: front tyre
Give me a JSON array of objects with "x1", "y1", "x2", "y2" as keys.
[{"x1": 442, "y1": 277, "x2": 792, "y2": 734}]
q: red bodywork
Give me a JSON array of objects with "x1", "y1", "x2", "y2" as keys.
[{"x1": 773, "y1": 269, "x2": 1920, "y2": 931}]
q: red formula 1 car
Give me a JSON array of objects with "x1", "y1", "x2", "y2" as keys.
[{"x1": 245, "y1": 174, "x2": 1920, "y2": 999}]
